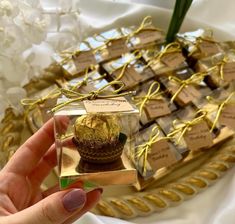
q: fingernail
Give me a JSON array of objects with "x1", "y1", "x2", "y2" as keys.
[
  {"x1": 62, "y1": 189, "x2": 86, "y2": 212},
  {"x1": 94, "y1": 188, "x2": 103, "y2": 194}
]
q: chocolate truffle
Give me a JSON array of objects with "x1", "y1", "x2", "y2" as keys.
[{"x1": 73, "y1": 114, "x2": 127, "y2": 165}]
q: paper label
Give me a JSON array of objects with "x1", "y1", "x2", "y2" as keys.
[
  {"x1": 198, "y1": 41, "x2": 220, "y2": 55},
  {"x1": 141, "y1": 66, "x2": 155, "y2": 79},
  {"x1": 184, "y1": 121, "x2": 213, "y2": 151},
  {"x1": 73, "y1": 51, "x2": 97, "y2": 73},
  {"x1": 145, "y1": 99, "x2": 171, "y2": 119},
  {"x1": 168, "y1": 81, "x2": 201, "y2": 105},
  {"x1": 219, "y1": 104, "x2": 235, "y2": 129},
  {"x1": 147, "y1": 140, "x2": 178, "y2": 171},
  {"x1": 223, "y1": 62, "x2": 235, "y2": 81},
  {"x1": 113, "y1": 65, "x2": 142, "y2": 88},
  {"x1": 136, "y1": 29, "x2": 163, "y2": 45},
  {"x1": 161, "y1": 52, "x2": 185, "y2": 68},
  {"x1": 107, "y1": 38, "x2": 129, "y2": 58},
  {"x1": 83, "y1": 97, "x2": 134, "y2": 113}
]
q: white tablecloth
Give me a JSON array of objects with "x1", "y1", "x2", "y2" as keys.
[{"x1": 73, "y1": 1, "x2": 235, "y2": 223}]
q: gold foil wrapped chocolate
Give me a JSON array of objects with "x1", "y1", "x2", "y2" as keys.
[{"x1": 74, "y1": 114, "x2": 121, "y2": 142}]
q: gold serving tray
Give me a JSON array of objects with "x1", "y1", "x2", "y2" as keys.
[{"x1": 1, "y1": 62, "x2": 235, "y2": 219}]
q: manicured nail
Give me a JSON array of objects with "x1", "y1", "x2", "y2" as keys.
[
  {"x1": 62, "y1": 189, "x2": 86, "y2": 212},
  {"x1": 95, "y1": 188, "x2": 103, "y2": 194}
]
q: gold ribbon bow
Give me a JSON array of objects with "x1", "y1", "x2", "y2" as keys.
[
  {"x1": 21, "y1": 88, "x2": 61, "y2": 118},
  {"x1": 110, "y1": 50, "x2": 143, "y2": 81},
  {"x1": 168, "y1": 71, "x2": 207, "y2": 103},
  {"x1": 127, "y1": 16, "x2": 162, "y2": 42},
  {"x1": 167, "y1": 113, "x2": 207, "y2": 144},
  {"x1": 69, "y1": 66, "x2": 106, "y2": 91},
  {"x1": 133, "y1": 81, "x2": 164, "y2": 115},
  {"x1": 51, "y1": 80, "x2": 132, "y2": 112},
  {"x1": 188, "y1": 35, "x2": 219, "y2": 56},
  {"x1": 136, "y1": 126, "x2": 161, "y2": 175},
  {"x1": 212, "y1": 56, "x2": 229, "y2": 80},
  {"x1": 146, "y1": 42, "x2": 182, "y2": 67},
  {"x1": 206, "y1": 91, "x2": 235, "y2": 131}
]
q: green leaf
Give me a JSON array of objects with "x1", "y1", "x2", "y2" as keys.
[{"x1": 166, "y1": 0, "x2": 193, "y2": 44}]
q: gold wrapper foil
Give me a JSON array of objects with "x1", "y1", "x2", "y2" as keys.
[{"x1": 74, "y1": 115, "x2": 120, "y2": 142}]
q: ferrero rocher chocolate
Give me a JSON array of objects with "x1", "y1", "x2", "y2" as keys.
[
  {"x1": 73, "y1": 114, "x2": 127, "y2": 169},
  {"x1": 74, "y1": 114, "x2": 121, "y2": 142}
]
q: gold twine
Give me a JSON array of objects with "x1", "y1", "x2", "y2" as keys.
[
  {"x1": 167, "y1": 113, "x2": 207, "y2": 144},
  {"x1": 209, "y1": 56, "x2": 229, "y2": 80},
  {"x1": 126, "y1": 16, "x2": 162, "y2": 42},
  {"x1": 51, "y1": 80, "x2": 132, "y2": 112},
  {"x1": 168, "y1": 71, "x2": 207, "y2": 103},
  {"x1": 21, "y1": 88, "x2": 61, "y2": 118},
  {"x1": 69, "y1": 66, "x2": 106, "y2": 91},
  {"x1": 188, "y1": 35, "x2": 219, "y2": 57},
  {"x1": 136, "y1": 126, "x2": 161, "y2": 175},
  {"x1": 133, "y1": 81, "x2": 164, "y2": 115},
  {"x1": 146, "y1": 42, "x2": 182, "y2": 67},
  {"x1": 110, "y1": 50, "x2": 143, "y2": 81},
  {"x1": 206, "y1": 91, "x2": 235, "y2": 131}
]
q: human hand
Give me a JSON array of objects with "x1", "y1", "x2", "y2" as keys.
[{"x1": 0, "y1": 119, "x2": 102, "y2": 224}]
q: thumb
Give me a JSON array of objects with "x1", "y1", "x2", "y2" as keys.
[{"x1": 10, "y1": 188, "x2": 86, "y2": 224}]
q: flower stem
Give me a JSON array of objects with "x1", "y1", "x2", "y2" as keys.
[{"x1": 166, "y1": 0, "x2": 193, "y2": 44}]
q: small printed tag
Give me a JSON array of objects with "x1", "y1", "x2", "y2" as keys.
[
  {"x1": 113, "y1": 65, "x2": 142, "y2": 88},
  {"x1": 84, "y1": 97, "x2": 134, "y2": 113},
  {"x1": 145, "y1": 99, "x2": 171, "y2": 119},
  {"x1": 198, "y1": 41, "x2": 220, "y2": 55},
  {"x1": 184, "y1": 121, "x2": 213, "y2": 151},
  {"x1": 141, "y1": 66, "x2": 155, "y2": 79},
  {"x1": 107, "y1": 38, "x2": 129, "y2": 58},
  {"x1": 186, "y1": 85, "x2": 202, "y2": 99},
  {"x1": 223, "y1": 62, "x2": 235, "y2": 81},
  {"x1": 136, "y1": 29, "x2": 163, "y2": 45},
  {"x1": 147, "y1": 140, "x2": 178, "y2": 171},
  {"x1": 219, "y1": 104, "x2": 235, "y2": 129},
  {"x1": 73, "y1": 51, "x2": 97, "y2": 73},
  {"x1": 161, "y1": 52, "x2": 185, "y2": 68}
]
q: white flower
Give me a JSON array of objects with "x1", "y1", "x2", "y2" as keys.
[
  {"x1": 0, "y1": 54, "x2": 29, "y2": 84},
  {"x1": 0, "y1": 0, "x2": 19, "y2": 17}
]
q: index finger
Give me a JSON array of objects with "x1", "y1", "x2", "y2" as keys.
[{"x1": 3, "y1": 118, "x2": 56, "y2": 176}]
